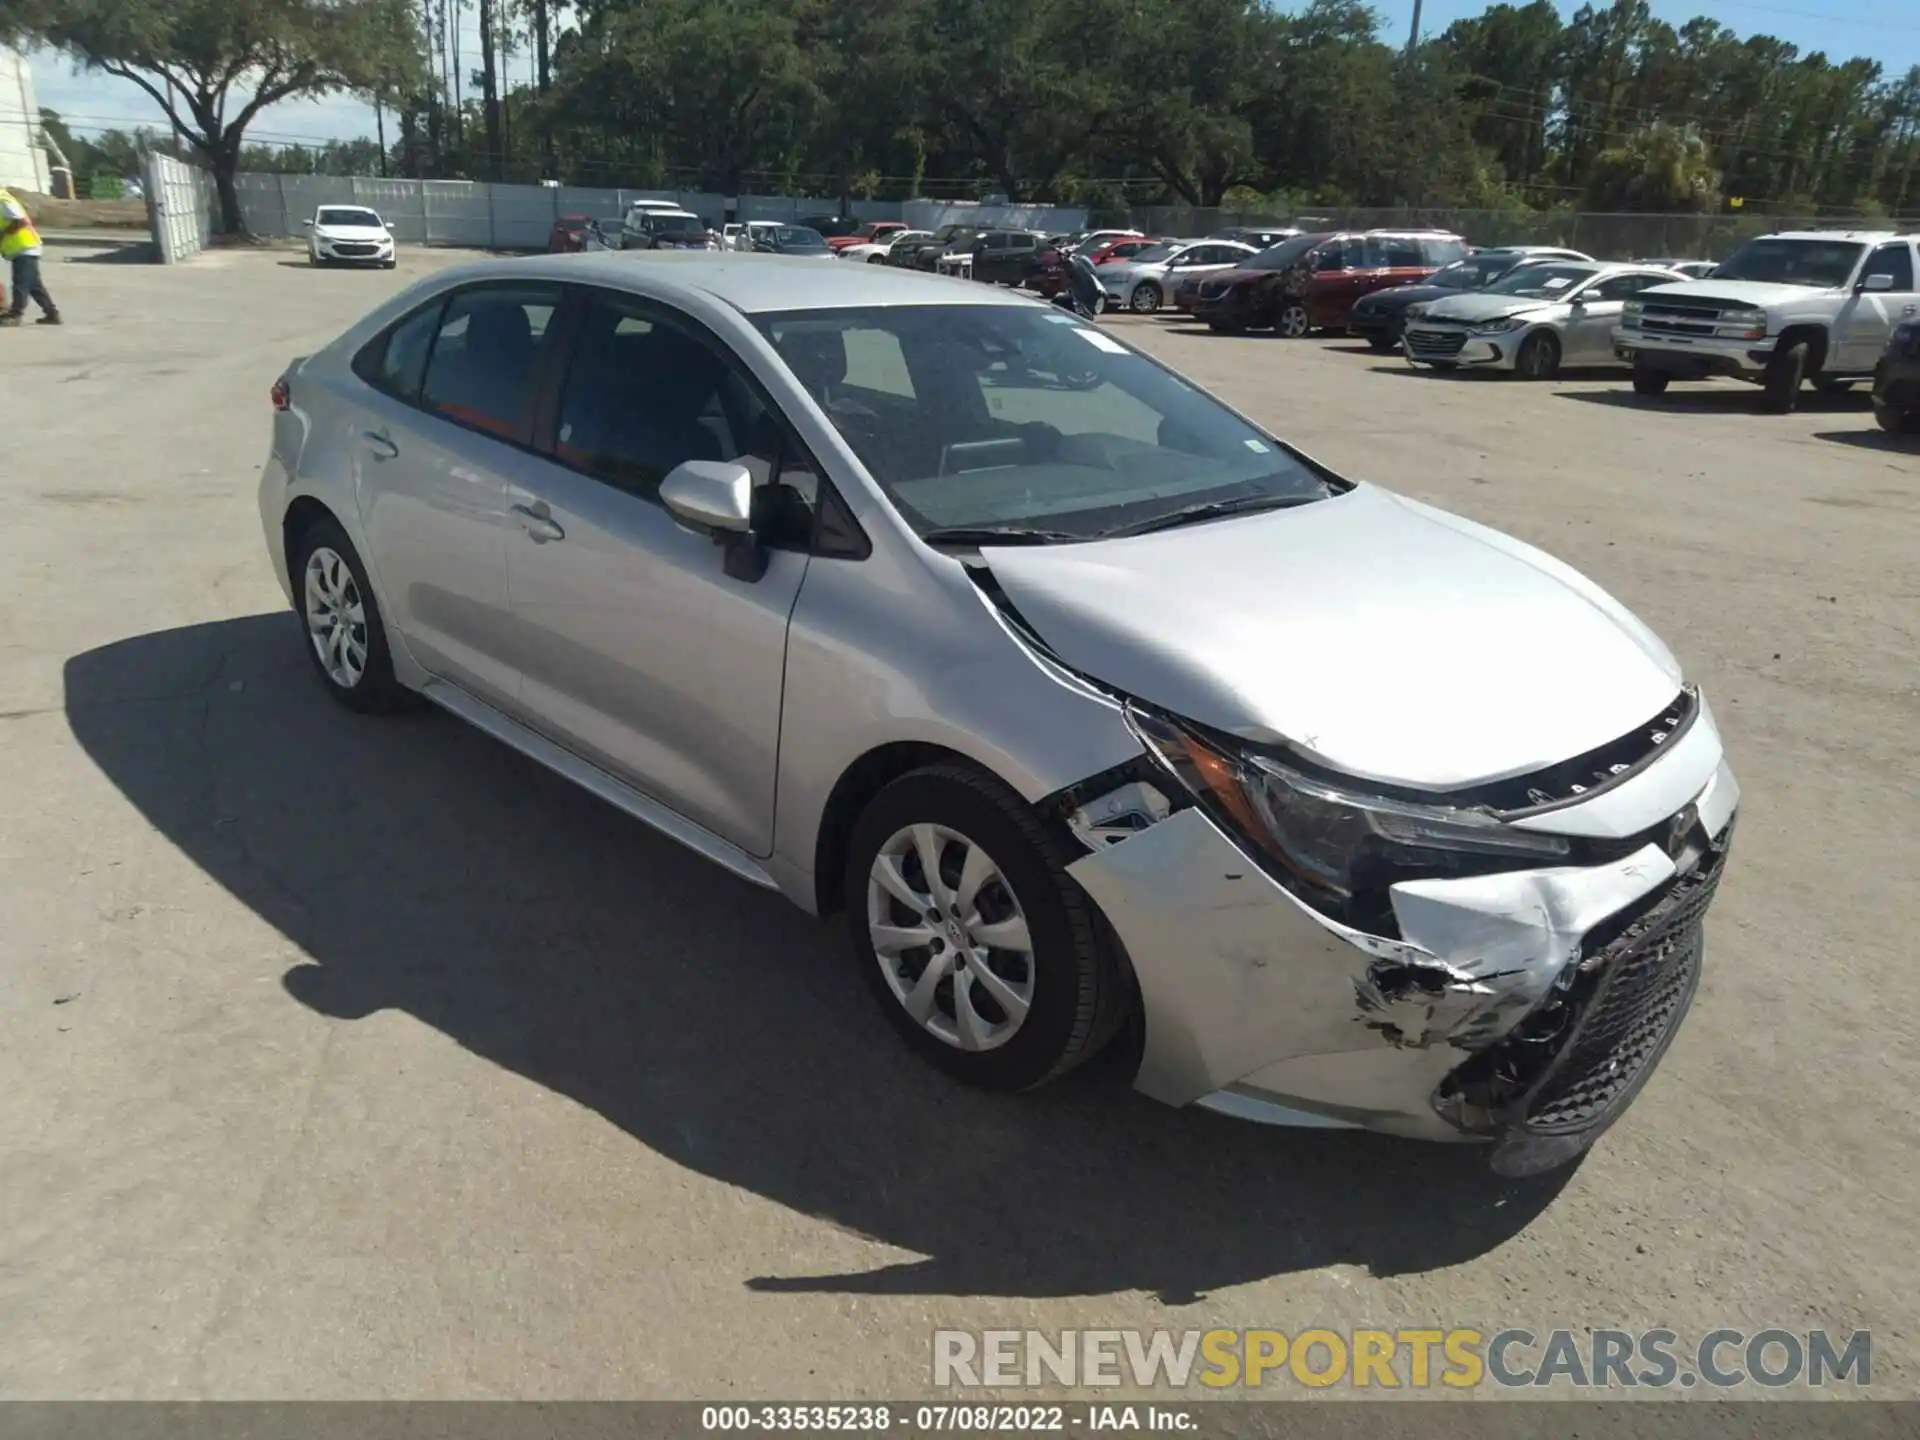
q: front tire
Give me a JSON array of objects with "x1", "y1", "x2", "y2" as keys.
[
  {"x1": 1515, "y1": 329, "x2": 1561, "y2": 380},
  {"x1": 1366, "y1": 333, "x2": 1395, "y2": 351},
  {"x1": 1632, "y1": 363, "x2": 1671, "y2": 396},
  {"x1": 1761, "y1": 339, "x2": 1811, "y2": 413},
  {"x1": 845, "y1": 765, "x2": 1127, "y2": 1091},
  {"x1": 1277, "y1": 301, "x2": 1311, "y2": 338},
  {"x1": 291, "y1": 518, "x2": 413, "y2": 714},
  {"x1": 1129, "y1": 281, "x2": 1162, "y2": 314},
  {"x1": 1874, "y1": 384, "x2": 1920, "y2": 433}
]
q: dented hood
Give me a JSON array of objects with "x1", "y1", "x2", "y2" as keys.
[{"x1": 983, "y1": 485, "x2": 1684, "y2": 790}]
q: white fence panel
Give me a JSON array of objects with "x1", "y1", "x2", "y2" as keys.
[
  {"x1": 351, "y1": 178, "x2": 429, "y2": 244},
  {"x1": 488, "y1": 183, "x2": 560, "y2": 249},
  {"x1": 143, "y1": 153, "x2": 213, "y2": 263},
  {"x1": 904, "y1": 200, "x2": 1087, "y2": 234},
  {"x1": 422, "y1": 180, "x2": 490, "y2": 246}
]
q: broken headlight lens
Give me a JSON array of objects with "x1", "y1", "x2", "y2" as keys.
[{"x1": 1126, "y1": 703, "x2": 1570, "y2": 928}]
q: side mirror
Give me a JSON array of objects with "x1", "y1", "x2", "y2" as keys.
[
  {"x1": 661, "y1": 460, "x2": 767, "y2": 580},
  {"x1": 1862, "y1": 272, "x2": 1896, "y2": 292},
  {"x1": 301, "y1": 219, "x2": 314, "y2": 228}
]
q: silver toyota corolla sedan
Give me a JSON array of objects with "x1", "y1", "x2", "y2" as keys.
[{"x1": 260, "y1": 254, "x2": 1737, "y2": 1175}]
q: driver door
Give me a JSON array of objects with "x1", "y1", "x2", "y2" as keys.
[
  {"x1": 1836, "y1": 242, "x2": 1918, "y2": 371},
  {"x1": 1565, "y1": 272, "x2": 1655, "y2": 363},
  {"x1": 503, "y1": 288, "x2": 816, "y2": 855}
]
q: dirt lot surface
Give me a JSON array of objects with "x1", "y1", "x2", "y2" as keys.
[
  {"x1": 16, "y1": 191, "x2": 150, "y2": 231},
  {"x1": 1, "y1": 245, "x2": 1915, "y2": 1401}
]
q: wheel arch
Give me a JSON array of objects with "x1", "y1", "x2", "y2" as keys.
[
  {"x1": 1777, "y1": 323, "x2": 1829, "y2": 372},
  {"x1": 812, "y1": 741, "x2": 991, "y2": 917},
  {"x1": 282, "y1": 494, "x2": 345, "y2": 584}
]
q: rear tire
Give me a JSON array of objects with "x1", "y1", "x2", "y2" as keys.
[
  {"x1": 1761, "y1": 339, "x2": 1811, "y2": 413},
  {"x1": 1515, "y1": 329, "x2": 1561, "y2": 380},
  {"x1": 1129, "y1": 281, "x2": 1162, "y2": 314},
  {"x1": 1632, "y1": 363, "x2": 1671, "y2": 396},
  {"x1": 1815, "y1": 377, "x2": 1854, "y2": 395},
  {"x1": 844, "y1": 765, "x2": 1127, "y2": 1092},
  {"x1": 290, "y1": 517, "x2": 414, "y2": 714}
]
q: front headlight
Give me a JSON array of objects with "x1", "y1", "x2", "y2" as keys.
[
  {"x1": 1470, "y1": 316, "x2": 1527, "y2": 334},
  {"x1": 1714, "y1": 307, "x2": 1769, "y2": 340},
  {"x1": 1127, "y1": 703, "x2": 1570, "y2": 931},
  {"x1": 1405, "y1": 303, "x2": 1429, "y2": 319}
]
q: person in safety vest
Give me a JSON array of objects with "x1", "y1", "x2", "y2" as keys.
[{"x1": 0, "y1": 188, "x2": 61, "y2": 326}]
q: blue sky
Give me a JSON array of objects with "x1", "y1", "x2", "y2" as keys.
[{"x1": 26, "y1": 0, "x2": 1920, "y2": 151}]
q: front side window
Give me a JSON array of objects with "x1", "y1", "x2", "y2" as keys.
[
  {"x1": 1362, "y1": 237, "x2": 1424, "y2": 268},
  {"x1": 1312, "y1": 240, "x2": 1352, "y2": 273},
  {"x1": 1714, "y1": 238, "x2": 1866, "y2": 289},
  {"x1": 1244, "y1": 234, "x2": 1329, "y2": 272},
  {"x1": 1591, "y1": 273, "x2": 1660, "y2": 301},
  {"x1": 754, "y1": 305, "x2": 1335, "y2": 542},
  {"x1": 555, "y1": 292, "x2": 801, "y2": 521},
  {"x1": 419, "y1": 284, "x2": 562, "y2": 441},
  {"x1": 1865, "y1": 243, "x2": 1915, "y2": 290}
]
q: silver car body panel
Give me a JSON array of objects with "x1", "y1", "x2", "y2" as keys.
[
  {"x1": 1101, "y1": 242, "x2": 1255, "y2": 306},
  {"x1": 1406, "y1": 265, "x2": 1684, "y2": 370},
  {"x1": 261, "y1": 252, "x2": 1738, "y2": 1151},
  {"x1": 1068, "y1": 754, "x2": 1736, "y2": 1136},
  {"x1": 981, "y1": 484, "x2": 1682, "y2": 791}
]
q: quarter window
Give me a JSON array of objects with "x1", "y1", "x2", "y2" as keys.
[
  {"x1": 418, "y1": 284, "x2": 561, "y2": 442},
  {"x1": 352, "y1": 300, "x2": 442, "y2": 402}
]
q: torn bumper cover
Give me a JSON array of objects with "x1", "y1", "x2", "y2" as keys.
[{"x1": 1064, "y1": 716, "x2": 1738, "y2": 1176}]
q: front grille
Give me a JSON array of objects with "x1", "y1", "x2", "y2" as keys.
[
  {"x1": 330, "y1": 242, "x2": 379, "y2": 257},
  {"x1": 1639, "y1": 298, "x2": 1733, "y2": 338},
  {"x1": 1438, "y1": 819, "x2": 1731, "y2": 1136},
  {"x1": 1406, "y1": 327, "x2": 1467, "y2": 357}
]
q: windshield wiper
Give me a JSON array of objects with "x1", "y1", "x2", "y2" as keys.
[
  {"x1": 1098, "y1": 491, "x2": 1321, "y2": 539},
  {"x1": 920, "y1": 524, "x2": 1080, "y2": 547}
]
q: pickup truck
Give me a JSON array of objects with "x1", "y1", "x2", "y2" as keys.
[{"x1": 1613, "y1": 230, "x2": 1920, "y2": 412}]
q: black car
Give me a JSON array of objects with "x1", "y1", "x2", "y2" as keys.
[
  {"x1": 1346, "y1": 247, "x2": 1593, "y2": 349},
  {"x1": 942, "y1": 228, "x2": 1045, "y2": 285},
  {"x1": 797, "y1": 214, "x2": 863, "y2": 240},
  {"x1": 1872, "y1": 321, "x2": 1920, "y2": 433},
  {"x1": 892, "y1": 224, "x2": 980, "y2": 271}
]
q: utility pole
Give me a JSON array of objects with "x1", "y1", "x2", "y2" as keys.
[{"x1": 1406, "y1": 0, "x2": 1423, "y2": 54}]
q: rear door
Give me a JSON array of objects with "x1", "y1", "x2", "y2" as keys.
[
  {"x1": 352, "y1": 280, "x2": 565, "y2": 710},
  {"x1": 502, "y1": 287, "x2": 819, "y2": 854}
]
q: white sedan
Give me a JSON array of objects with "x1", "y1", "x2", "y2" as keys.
[
  {"x1": 839, "y1": 230, "x2": 931, "y2": 263},
  {"x1": 1403, "y1": 262, "x2": 1687, "y2": 378},
  {"x1": 304, "y1": 206, "x2": 397, "y2": 269},
  {"x1": 1099, "y1": 240, "x2": 1256, "y2": 313}
]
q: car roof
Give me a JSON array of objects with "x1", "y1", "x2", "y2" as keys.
[
  {"x1": 1758, "y1": 230, "x2": 1910, "y2": 242},
  {"x1": 489, "y1": 252, "x2": 1034, "y2": 313}
]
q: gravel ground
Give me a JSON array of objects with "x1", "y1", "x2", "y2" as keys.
[{"x1": 0, "y1": 245, "x2": 1914, "y2": 1401}]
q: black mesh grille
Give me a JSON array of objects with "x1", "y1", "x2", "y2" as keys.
[{"x1": 1520, "y1": 832, "x2": 1729, "y2": 1135}]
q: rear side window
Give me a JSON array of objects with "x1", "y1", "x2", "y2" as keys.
[
  {"x1": 1867, "y1": 242, "x2": 1915, "y2": 290},
  {"x1": 352, "y1": 300, "x2": 443, "y2": 402},
  {"x1": 1363, "y1": 237, "x2": 1425, "y2": 268},
  {"x1": 419, "y1": 284, "x2": 562, "y2": 442},
  {"x1": 1422, "y1": 237, "x2": 1469, "y2": 265}
]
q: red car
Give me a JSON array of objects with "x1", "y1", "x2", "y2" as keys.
[
  {"x1": 1192, "y1": 230, "x2": 1469, "y2": 336},
  {"x1": 826, "y1": 220, "x2": 908, "y2": 253},
  {"x1": 547, "y1": 215, "x2": 602, "y2": 253},
  {"x1": 1084, "y1": 236, "x2": 1161, "y2": 266}
]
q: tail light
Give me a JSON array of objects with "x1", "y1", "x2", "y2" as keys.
[{"x1": 270, "y1": 377, "x2": 290, "y2": 411}]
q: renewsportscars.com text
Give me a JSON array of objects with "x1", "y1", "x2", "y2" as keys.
[{"x1": 932, "y1": 1327, "x2": 1872, "y2": 1391}]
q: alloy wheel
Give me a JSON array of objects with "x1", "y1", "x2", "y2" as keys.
[
  {"x1": 303, "y1": 546, "x2": 369, "y2": 688},
  {"x1": 1279, "y1": 304, "x2": 1310, "y2": 338},
  {"x1": 1130, "y1": 282, "x2": 1161, "y2": 314},
  {"x1": 866, "y1": 823, "x2": 1035, "y2": 1053}
]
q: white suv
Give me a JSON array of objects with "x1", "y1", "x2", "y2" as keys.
[{"x1": 1614, "y1": 230, "x2": 1920, "y2": 412}]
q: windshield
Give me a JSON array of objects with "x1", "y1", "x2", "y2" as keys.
[
  {"x1": 1714, "y1": 238, "x2": 1865, "y2": 288},
  {"x1": 1245, "y1": 234, "x2": 1328, "y2": 272},
  {"x1": 317, "y1": 208, "x2": 381, "y2": 228},
  {"x1": 773, "y1": 226, "x2": 828, "y2": 250},
  {"x1": 755, "y1": 305, "x2": 1334, "y2": 542},
  {"x1": 641, "y1": 211, "x2": 702, "y2": 233},
  {"x1": 1484, "y1": 262, "x2": 1599, "y2": 297},
  {"x1": 1432, "y1": 253, "x2": 1532, "y2": 288}
]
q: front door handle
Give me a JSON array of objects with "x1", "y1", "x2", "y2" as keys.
[
  {"x1": 362, "y1": 429, "x2": 399, "y2": 460},
  {"x1": 510, "y1": 501, "x2": 566, "y2": 543}
]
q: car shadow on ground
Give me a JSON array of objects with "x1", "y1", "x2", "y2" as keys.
[
  {"x1": 58, "y1": 240, "x2": 158, "y2": 264},
  {"x1": 1558, "y1": 386, "x2": 1873, "y2": 415},
  {"x1": 1811, "y1": 427, "x2": 1913, "y2": 452},
  {"x1": 65, "y1": 615, "x2": 1575, "y2": 1303}
]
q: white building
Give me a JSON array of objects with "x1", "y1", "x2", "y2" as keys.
[{"x1": 0, "y1": 47, "x2": 53, "y2": 194}]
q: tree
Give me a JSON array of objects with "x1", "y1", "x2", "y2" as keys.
[
  {"x1": 1585, "y1": 122, "x2": 1721, "y2": 211},
  {"x1": 2, "y1": 0, "x2": 426, "y2": 233}
]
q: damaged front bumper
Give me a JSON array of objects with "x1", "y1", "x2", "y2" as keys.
[{"x1": 1063, "y1": 705, "x2": 1737, "y2": 1175}]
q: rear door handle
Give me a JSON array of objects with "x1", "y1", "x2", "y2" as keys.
[
  {"x1": 362, "y1": 429, "x2": 399, "y2": 460},
  {"x1": 510, "y1": 502, "x2": 566, "y2": 543}
]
